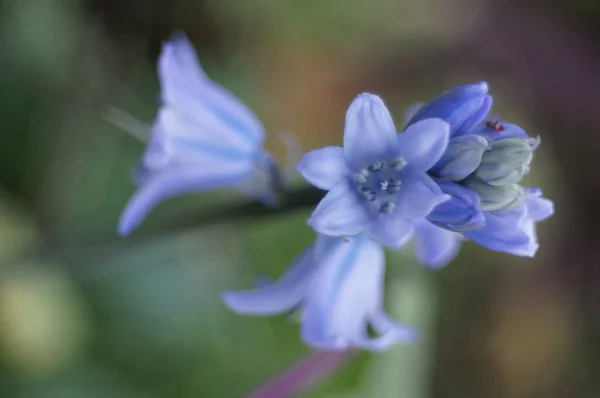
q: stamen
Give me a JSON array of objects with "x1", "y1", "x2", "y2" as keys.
[
  {"x1": 379, "y1": 202, "x2": 395, "y2": 214},
  {"x1": 380, "y1": 181, "x2": 389, "y2": 191},
  {"x1": 368, "y1": 162, "x2": 384, "y2": 173},
  {"x1": 356, "y1": 168, "x2": 369, "y2": 184},
  {"x1": 360, "y1": 186, "x2": 377, "y2": 201},
  {"x1": 388, "y1": 157, "x2": 406, "y2": 170}
]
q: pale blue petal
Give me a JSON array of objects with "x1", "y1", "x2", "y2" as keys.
[
  {"x1": 392, "y1": 172, "x2": 451, "y2": 221},
  {"x1": 222, "y1": 244, "x2": 316, "y2": 315},
  {"x1": 343, "y1": 94, "x2": 398, "y2": 168},
  {"x1": 367, "y1": 215, "x2": 414, "y2": 249},
  {"x1": 301, "y1": 235, "x2": 388, "y2": 350},
  {"x1": 464, "y1": 206, "x2": 534, "y2": 256},
  {"x1": 297, "y1": 146, "x2": 349, "y2": 190},
  {"x1": 397, "y1": 118, "x2": 450, "y2": 172},
  {"x1": 158, "y1": 33, "x2": 264, "y2": 152},
  {"x1": 308, "y1": 181, "x2": 375, "y2": 236},
  {"x1": 414, "y1": 220, "x2": 462, "y2": 268},
  {"x1": 525, "y1": 191, "x2": 554, "y2": 222},
  {"x1": 456, "y1": 95, "x2": 493, "y2": 136},
  {"x1": 118, "y1": 163, "x2": 252, "y2": 236}
]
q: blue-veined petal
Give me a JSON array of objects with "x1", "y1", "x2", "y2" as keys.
[
  {"x1": 343, "y1": 93, "x2": 398, "y2": 168},
  {"x1": 118, "y1": 163, "x2": 252, "y2": 236},
  {"x1": 414, "y1": 220, "x2": 462, "y2": 268},
  {"x1": 158, "y1": 33, "x2": 264, "y2": 153},
  {"x1": 222, "y1": 244, "x2": 317, "y2": 315},
  {"x1": 396, "y1": 118, "x2": 450, "y2": 172},
  {"x1": 301, "y1": 235, "x2": 392, "y2": 350},
  {"x1": 308, "y1": 180, "x2": 376, "y2": 237},
  {"x1": 297, "y1": 146, "x2": 349, "y2": 190}
]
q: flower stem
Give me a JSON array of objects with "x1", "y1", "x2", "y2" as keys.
[{"x1": 246, "y1": 350, "x2": 353, "y2": 398}]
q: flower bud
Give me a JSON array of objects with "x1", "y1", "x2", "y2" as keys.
[
  {"x1": 464, "y1": 176, "x2": 526, "y2": 211},
  {"x1": 432, "y1": 134, "x2": 489, "y2": 181},
  {"x1": 427, "y1": 182, "x2": 486, "y2": 232},
  {"x1": 406, "y1": 82, "x2": 493, "y2": 137},
  {"x1": 475, "y1": 137, "x2": 538, "y2": 186}
]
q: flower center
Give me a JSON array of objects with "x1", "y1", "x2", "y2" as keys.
[{"x1": 354, "y1": 156, "x2": 406, "y2": 214}]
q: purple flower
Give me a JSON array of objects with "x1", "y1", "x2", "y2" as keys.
[
  {"x1": 118, "y1": 33, "x2": 277, "y2": 236},
  {"x1": 222, "y1": 234, "x2": 417, "y2": 351},
  {"x1": 297, "y1": 93, "x2": 451, "y2": 248}
]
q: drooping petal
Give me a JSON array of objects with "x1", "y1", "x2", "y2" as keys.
[
  {"x1": 301, "y1": 235, "x2": 389, "y2": 350},
  {"x1": 367, "y1": 214, "x2": 414, "y2": 249},
  {"x1": 221, "y1": 244, "x2": 317, "y2": 315},
  {"x1": 464, "y1": 206, "x2": 534, "y2": 256},
  {"x1": 297, "y1": 146, "x2": 349, "y2": 190},
  {"x1": 118, "y1": 163, "x2": 252, "y2": 236},
  {"x1": 308, "y1": 181, "x2": 375, "y2": 237},
  {"x1": 427, "y1": 182, "x2": 485, "y2": 232},
  {"x1": 406, "y1": 81, "x2": 491, "y2": 137},
  {"x1": 343, "y1": 93, "x2": 398, "y2": 168},
  {"x1": 158, "y1": 33, "x2": 264, "y2": 153},
  {"x1": 396, "y1": 118, "x2": 450, "y2": 172},
  {"x1": 414, "y1": 220, "x2": 462, "y2": 268},
  {"x1": 392, "y1": 172, "x2": 450, "y2": 221}
]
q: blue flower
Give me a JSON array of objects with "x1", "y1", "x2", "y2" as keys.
[
  {"x1": 222, "y1": 234, "x2": 417, "y2": 351},
  {"x1": 118, "y1": 33, "x2": 278, "y2": 236},
  {"x1": 405, "y1": 81, "x2": 492, "y2": 137},
  {"x1": 427, "y1": 181, "x2": 485, "y2": 232},
  {"x1": 297, "y1": 93, "x2": 451, "y2": 248}
]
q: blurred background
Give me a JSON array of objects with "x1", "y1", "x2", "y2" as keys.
[{"x1": 0, "y1": 0, "x2": 598, "y2": 396}]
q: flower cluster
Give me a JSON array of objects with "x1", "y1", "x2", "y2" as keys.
[{"x1": 117, "y1": 33, "x2": 554, "y2": 352}]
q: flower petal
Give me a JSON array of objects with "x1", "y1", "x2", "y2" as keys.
[
  {"x1": 393, "y1": 172, "x2": 450, "y2": 221},
  {"x1": 297, "y1": 146, "x2": 349, "y2": 190},
  {"x1": 427, "y1": 182, "x2": 485, "y2": 232},
  {"x1": 414, "y1": 220, "x2": 462, "y2": 268},
  {"x1": 525, "y1": 192, "x2": 554, "y2": 222},
  {"x1": 308, "y1": 181, "x2": 375, "y2": 236},
  {"x1": 118, "y1": 163, "x2": 252, "y2": 236},
  {"x1": 397, "y1": 118, "x2": 450, "y2": 172},
  {"x1": 221, "y1": 244, "x2": 316, "y2": 315},
  {"x1": 158, "y1": 33, "x2": 264, "y2": 152},
  {"x1": 464, "y1": 206, "x2": 534, "y2": 256},
  {"x1": 367, "y1": 215, "x2": 414, "y2": 249},
  {"x1": 343, "y1": 94, "x2": 398, "y2": 168},
  {"x1": 432, "y1": 134, "x2": 489, "y2": 181},
  {"x1": 301, "y1": 235, "x2": 386, "y2": 350}
]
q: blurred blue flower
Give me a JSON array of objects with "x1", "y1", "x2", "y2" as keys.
[
  {"x1": 297, "y1": 93, "x2": 451, "y2": 248},
  {"x1": 118, "y1": 33, "x2": 278, "y2": 236},
  {"x1": 413, "y1": 220, "x2": 462, "y2": 269},
  {"x1": 222, "y1": 234, "x2": 417, "y2": 351}
]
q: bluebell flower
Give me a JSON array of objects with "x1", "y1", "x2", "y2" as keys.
[
  {"x1": 297, "y1": 93, "x2": 451, "y2": 248},
  {"x1": 118, "y1": 33, "x2": 278, "y2": 236},
  {"x1": 222, "y1": 234, "x2": 417, "y2": 351},
  {"x1": 427, "y1": 181, "x2": 485, "y2": 232}
]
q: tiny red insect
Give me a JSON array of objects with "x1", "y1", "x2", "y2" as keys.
[{"x1": 486, "y1": 120, "x2": 505, "y2": 131}]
